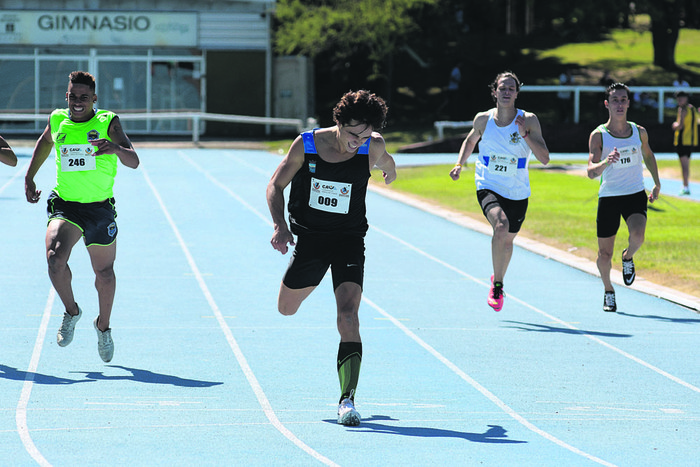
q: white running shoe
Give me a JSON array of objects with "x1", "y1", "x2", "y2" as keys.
[
  {"x1": 93, "y1": 317, "x2": 114, "y2": 363},
  {"x1": 57, "y1": 305, "x2": 82, "y2": 347},
  {"x1": 337, "y1": 398, "x2": 361, "y2": 426}
]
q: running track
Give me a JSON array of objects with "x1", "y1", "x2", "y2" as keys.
[{"x1": 1, "y1": 148, "x2": 698, "y2": 466}]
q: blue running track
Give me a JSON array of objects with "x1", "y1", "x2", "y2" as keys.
[{"x1": 1, "y1": 148, "x2": 698, "y2": 466}]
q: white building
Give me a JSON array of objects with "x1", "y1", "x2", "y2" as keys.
[{"x1": 0, "y1": 0, "x2": 310, "y2": 137}]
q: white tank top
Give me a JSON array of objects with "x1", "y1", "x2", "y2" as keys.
[
  {"x1": 475, "y1": 109, "x2": 533, "y2": 200},
  {"x1": 596, "y1": 123, "x2": 645, "y2": 198}
]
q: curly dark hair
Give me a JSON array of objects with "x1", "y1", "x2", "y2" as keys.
[
  {"x1": 69, "y1": 71, "x2": 96, "y2": 92},
  {"x1": 332, "y1": 90, "x2": 388, "y2": 130}
]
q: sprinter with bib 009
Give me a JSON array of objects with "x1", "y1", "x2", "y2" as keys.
[
  {"x1": 267, "y1": 90, "x2": 396, "y2": 427},
  {"x1": 25, "y1": 71, "x2": 139, "y2": 362}
]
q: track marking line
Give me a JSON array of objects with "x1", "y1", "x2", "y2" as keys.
[
  {"x1": 141, "y1": 164, "x2": 338, "y2": 467},
  {"x1": 361, "y1": 294, "x2": 616, "y2": 467},
  {"x1": 370, "y1": 224, "x2": 700, "y2": 395},
  {"x1": 182, "y1": 153, "x2": 615, "y2": 464},
  {"x1": 16, "y1": 287, "x2": 55, "y2": 467},
  {"x1": 1, "y1": 161, "x2": 30, "y2": 195},
  {"x1": 177, "y1": 150, "x2": 271, "y2": 226}
]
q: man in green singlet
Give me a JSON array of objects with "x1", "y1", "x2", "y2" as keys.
[{"x1": 25, "y1": 71, "x2": 139, "y2": 362}]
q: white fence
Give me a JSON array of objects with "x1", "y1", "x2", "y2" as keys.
[
  {"x1": 434, "y1": 85, "x2": 700, "y2": 138},
  {"x1": 0, "y1": 112, "x2": 315, "y2": 142},
  {"x1": 520, "y1": 85, "x2": 700, "y2": 124}
]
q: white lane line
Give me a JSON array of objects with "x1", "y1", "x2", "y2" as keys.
[
  {"x1": 361, "y1": 295, "x2": 616, "y2": 467},
  {"x1": 16, "y1": 287, "x2": 55, "y2": 467},
  {"x1": 222, "y1": 150, "x2": 274, "y2": 177},
  {"x1": 175, "y1": 152, "x2": 616, "y2": 464},
  {"x1": 177, "y1": 150, "x2": 271, "y2": 226},
  {"x1": 1, "y1": 161, "x2": 30, "y2": 196},
  {"x1": 141, "y1": 165, "x2": 338, "y2": 467},
  {"x1": 370, "y1": 224, "x2": 700, "y2": 394}
]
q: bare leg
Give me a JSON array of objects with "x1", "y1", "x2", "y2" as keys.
[
  {"x1": 485, "y1": 206, "x2": 517, "y2": 283},
  {"x1": 680, "y1": 155, "x2": 690, "y2": 188},
  {"x1": 597, "y1": 236, "x2": 616, "y2": 292},
  {"x1": 334, "y1": 282, "x2": 362, "y2": 342},
  {"x1": 277, "y1": 282, "x2": 316, "y2": 316},
  {"x1": 88, "y1": 242, "x2": 117, "y2": 331},
  {"x1": 46, "y1": 219, "x2": 83, "y2": 316},
  {"x1": 623, "y1": 213, "x2": 647, "y2": 260}
]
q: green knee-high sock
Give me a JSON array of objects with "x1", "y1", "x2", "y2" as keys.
[{"x1": 337, "y1": 342, "x2": 362, "y2": 403}]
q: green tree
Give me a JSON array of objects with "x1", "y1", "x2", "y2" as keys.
[
  {"x1": 274, "y1": 0, "x2": 437, "y2": 101},
  {"x1": 646, "y1": 0, "x2": 682, "y2": 70}
]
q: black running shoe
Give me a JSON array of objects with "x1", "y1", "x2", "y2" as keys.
[
  {"x1": 603, "y1": 291, "x2": 617, "y2": 312},
  {"x1": 622, "y1": 249, "x2": 635, "y2": 286}
]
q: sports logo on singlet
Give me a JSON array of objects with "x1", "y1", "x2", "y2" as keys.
[
  {"x1": 56, "y1": 133, "x2": 67, "y2": 144},
  {"x1": 509, "y1": 132, "x2": 523, "y2": 144},
  {"x1": 309, "y1": 160, "x2": 317, "y2": 173},
  {"x1": 87, "y1": 129, "x2": 100, "y2": 141}
]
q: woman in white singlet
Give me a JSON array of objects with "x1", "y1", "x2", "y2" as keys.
[{"x1": 449, "y1": 71, "x2": 550, "y2": 312}]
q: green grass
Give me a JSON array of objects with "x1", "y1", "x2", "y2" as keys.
[
  {"x1": 371, "y1": 162, "x2": 700, "y2": 297},
  {"x1": 535, "y1": 22, "x2": 700, "y2": 84}
]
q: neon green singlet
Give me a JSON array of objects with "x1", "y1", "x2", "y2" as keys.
[{"x1": 51, "y1": 109, "x2": 118, "y2": 203}]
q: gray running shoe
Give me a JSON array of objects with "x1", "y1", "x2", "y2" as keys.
[
  {"x1": 603, "y1": 291, "x2": 617, "y2": 312},
  {"x1": 93, "y1": 317, "x2": 114, "y2": 362},
  {"x1": 57, "y1": 305, "x2": 82, "y2": 347},
  {"x1": 337, "y1": 398, "x2": 361, "y2": 426},
  {"x1": 622, "y1": 249, "x2": 635, "y2": 286}
]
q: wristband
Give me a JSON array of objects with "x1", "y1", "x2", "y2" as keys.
[
  {"x1": 454, "y1": 163, "x2": 462, "y2": 167},
  {"x1": 521, "y1": 132, "x2": 529, "y2": 139}
]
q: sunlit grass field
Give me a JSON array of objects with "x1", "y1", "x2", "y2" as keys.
[
  {"x1": 371, "y1": 159, "x2": 700, "y2": 298},
  {"x1": 535, "y1": 19, "x2": 700, "y2": 83}
]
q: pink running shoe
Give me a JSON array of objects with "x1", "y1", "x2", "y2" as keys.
[{"x1": 488, "y1": 275, "x2": 505, "y2": 312}]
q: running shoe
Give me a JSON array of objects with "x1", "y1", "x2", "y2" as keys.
[
  {"x1": 57, "y1": 304, "x2": 82, "y2": 347},
  {"x1": 621, "y1": 249, "x2": 635, "y2": 286},
  {"x1": 679, "y1": 187, "x2": 690, "y2": 196},
  {"x1": 488, "y1": 275, "x2": 505, "y2": 312},
  {"x1": 93, "y1": 317, "x2": 114, "y2": 363},
  {"x1": 337, "y1": 398, "x2": 361, "y2": 426},
  {"x1": 603, "y1": 291, "x2": 617, "y2": 312}
]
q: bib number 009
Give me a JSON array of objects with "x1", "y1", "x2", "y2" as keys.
[{"x1": 317, "y1": 196, "x2": 338, "y2": 208}]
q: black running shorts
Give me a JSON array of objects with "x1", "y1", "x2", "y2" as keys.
[
  {"x1": 283, "y1": 233, "x2": 365, "y2": 290},
  {"x1": 47, "y1": 191, "x2": 118, "y2": 247},
  {"x1": 476, "y1": 189, "x2": 529, "y2": 233},
  {"x1": 596, "y1": 190, "x2": 647, "y2": 238}
]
